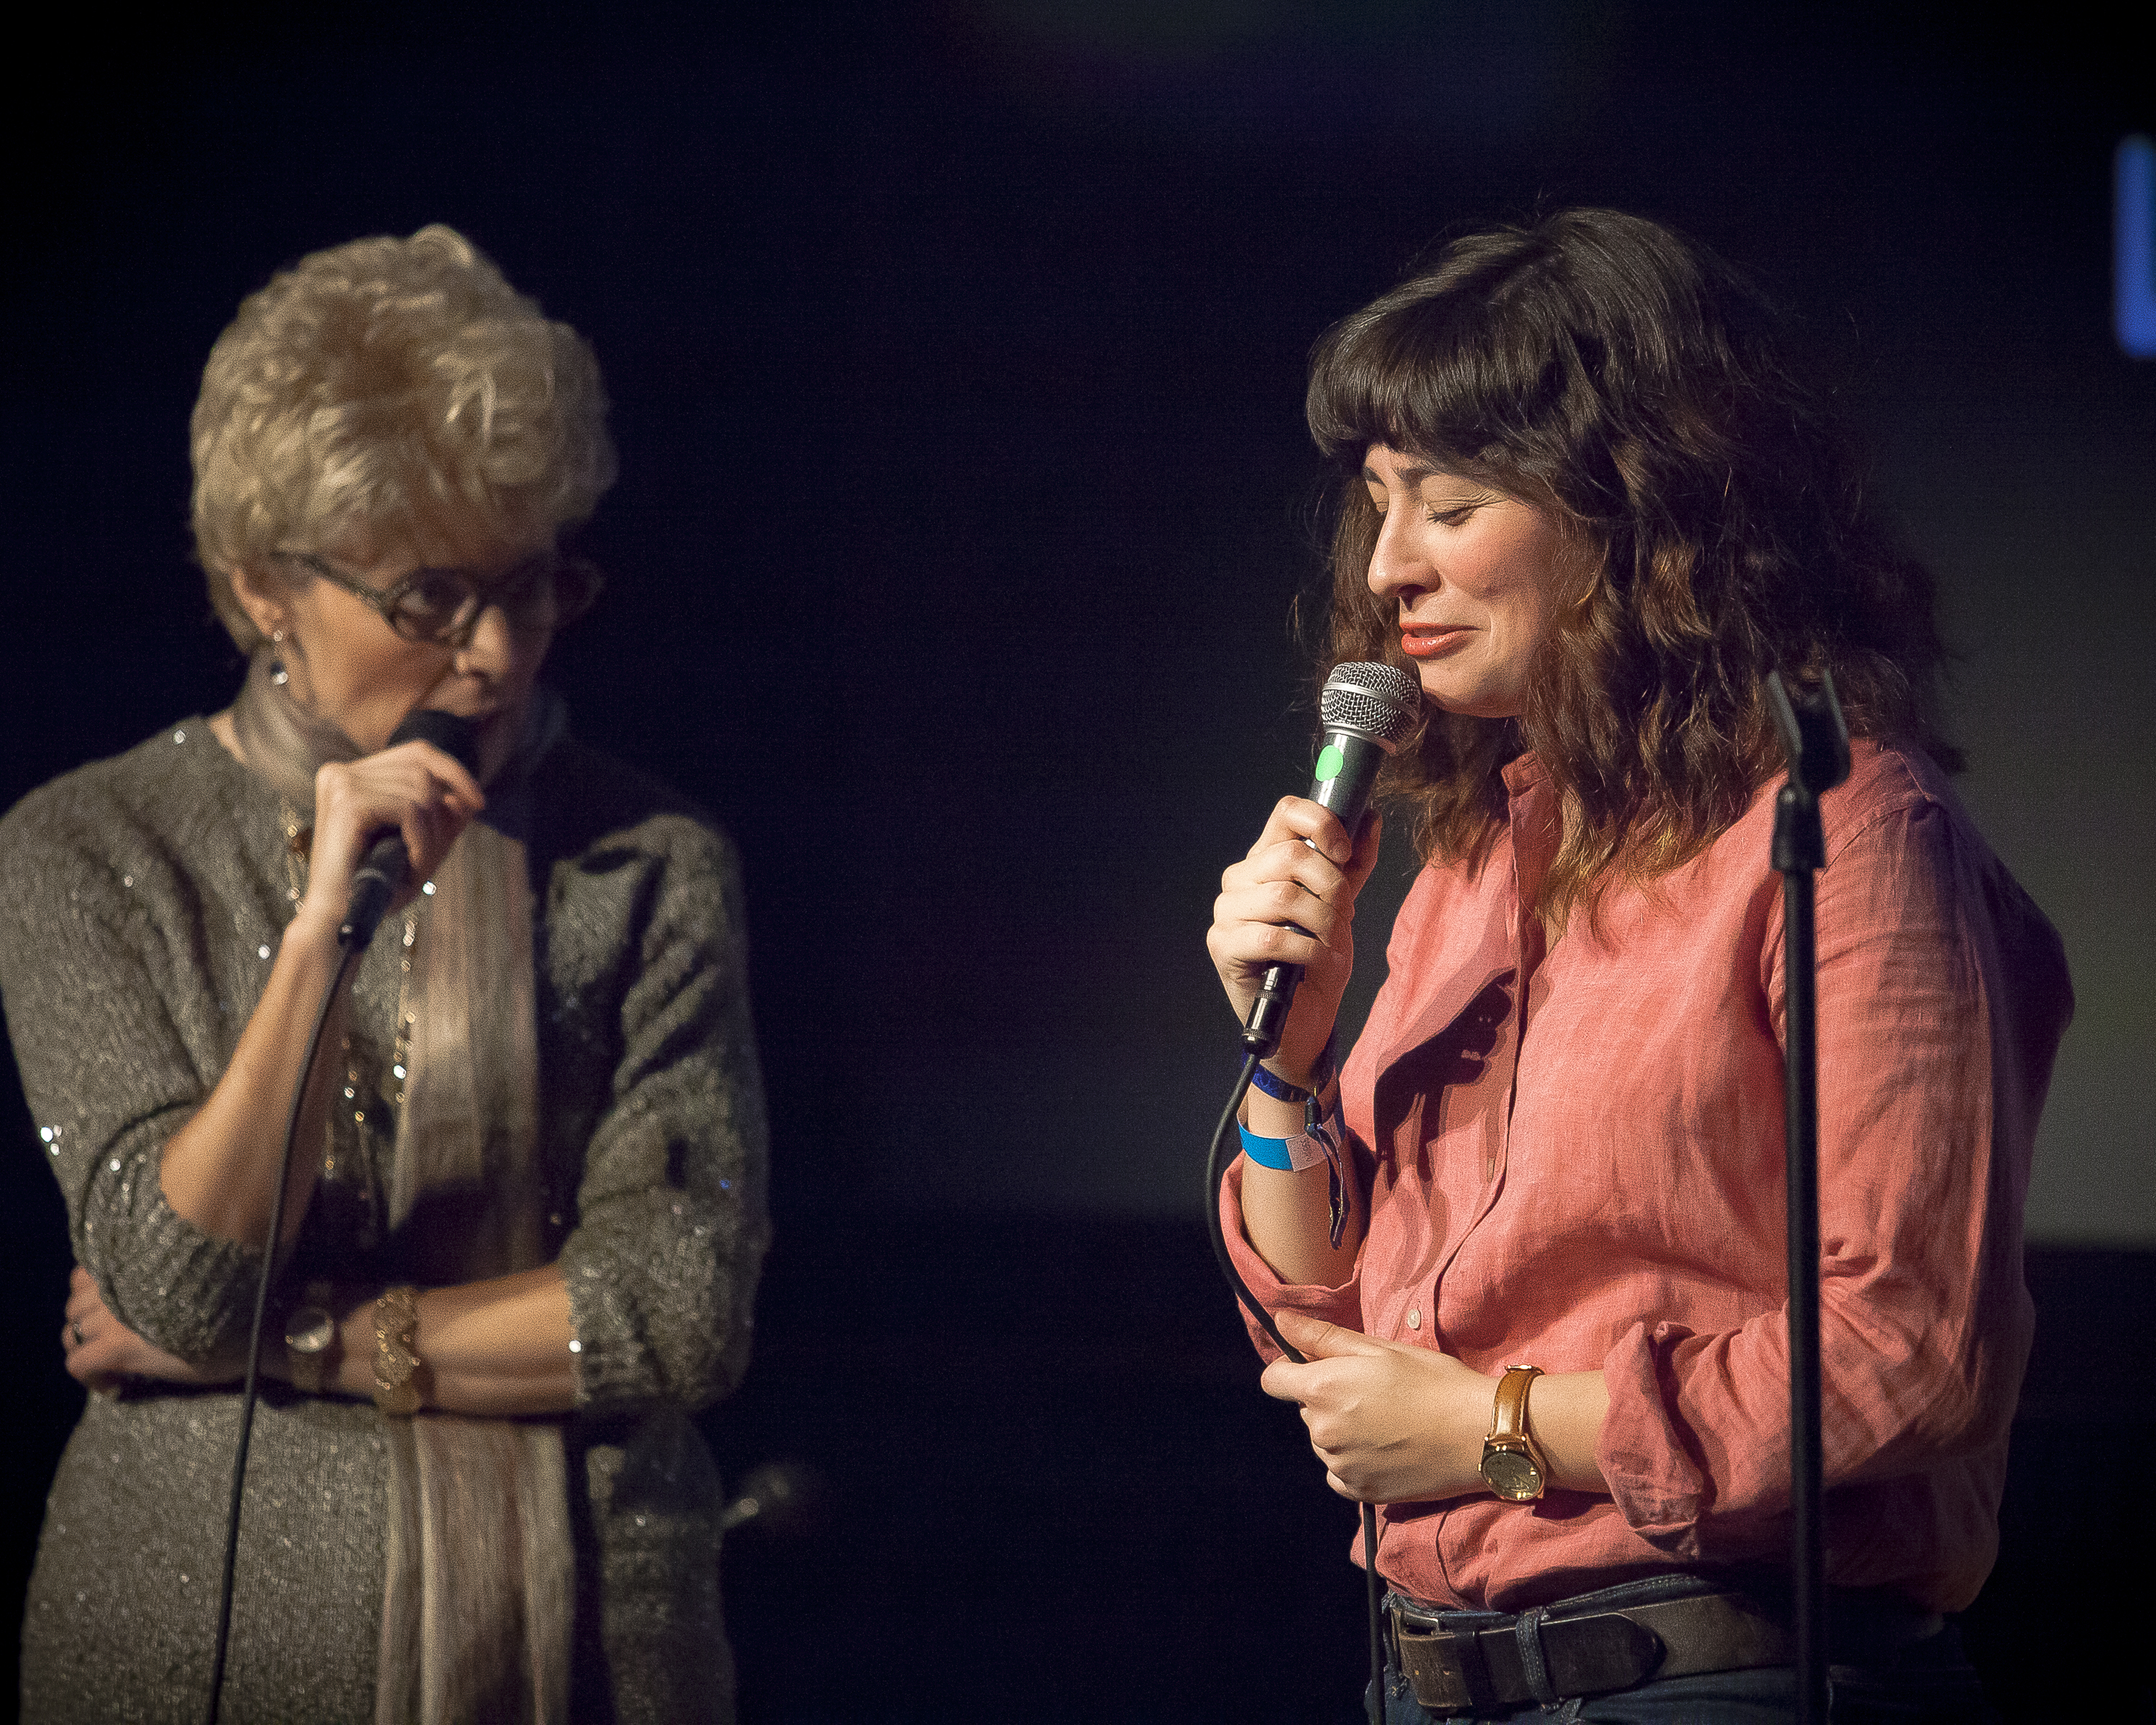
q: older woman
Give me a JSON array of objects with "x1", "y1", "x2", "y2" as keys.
[
  {"x1": 1207, "y1": 210, "x2": 2070, "y2": 1722},
  {"x1": 1, "y1": 226, "x2": 767, "y2": 1722}
]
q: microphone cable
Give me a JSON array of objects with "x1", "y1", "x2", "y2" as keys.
[
  {"x1": 1200, "y1": 660, "x2": 1416, "y2": 1725},
  {"x1": 204, "y1": 940, "x2": 363, "y2": 1725},
  {"x1": 1207, "y1": 1052, "x2": 1386, "y2": 1725},
  {"x1": 203, "y1": 706, "x2": 476, "y2": 1724}
]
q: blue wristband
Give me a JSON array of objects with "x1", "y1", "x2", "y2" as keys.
[
  {"x1": 1238, "y1": 1123, "x2": 1299, "y2": 1171},
  {"x1": 1239, "y1": 1108, "x2": 1337, "y2": 1173},
  {"x1": 1248, "y1": 1033, "x2": 1338, "y2": 1105}
]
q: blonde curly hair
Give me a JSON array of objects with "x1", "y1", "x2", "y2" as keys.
[{"x1": 191, "y1": 224, "x2": 617, "y2": 650}]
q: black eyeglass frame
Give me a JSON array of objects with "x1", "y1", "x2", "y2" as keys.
[{"x1": 273, "y1": 549, "x2": 604, "y2": 644}]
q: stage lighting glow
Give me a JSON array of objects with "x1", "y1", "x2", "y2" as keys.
[{"x1": 2119, "y1": 136, "x2": 2155, "y2": 358}]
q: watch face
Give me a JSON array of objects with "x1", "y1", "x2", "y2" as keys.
[
  {"x1": 285, "y1": 1306, "x2": 336, "y2": 1355},
  {"x1": 1480, "y1": 1446, "x2": 1544, "y2": 1502}
]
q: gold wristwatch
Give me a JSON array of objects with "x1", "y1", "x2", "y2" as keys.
[
  {"x1": 1478, "y1": 1366, "x2": 1549, "y2": 1502},
  {"x1": 282, "y1": 1281, "x2": 337, "y2": 1395}
]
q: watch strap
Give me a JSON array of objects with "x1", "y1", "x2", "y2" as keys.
[
  {"x1": 1480, "y1": 1365, "x2": 1549, "y2": 1501},
  {"x1": 1492, "y1": 1365, "x2": 1542, "y2": 1443}
]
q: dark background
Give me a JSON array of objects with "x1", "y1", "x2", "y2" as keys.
[{"x1": 1, "y1": 2, "x2": 2149, "y2": 1719}]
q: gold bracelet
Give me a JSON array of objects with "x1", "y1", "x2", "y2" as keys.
[{"x1": 372, "y1": 1284, "x2": 423, "y2": 1417}]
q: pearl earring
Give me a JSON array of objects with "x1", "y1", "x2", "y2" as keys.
[{"x1": 270, "y1": 627, "x2": 290, "y2": 686}]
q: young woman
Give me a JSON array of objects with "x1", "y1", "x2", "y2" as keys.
[{"x1": 1207, "y1": 208, "x2": 2070, "y2": 1723}]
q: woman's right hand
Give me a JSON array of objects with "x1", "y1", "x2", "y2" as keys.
[
  {"x1": 158, "y1": 724, "x2": 487, "y2": 1251},
  {"x1": 293, "y1": 739, "x2": 485, "y2": 937},
  {"x1": 1207, "y1": 797, "x2": 1383, "y2": 1088}
]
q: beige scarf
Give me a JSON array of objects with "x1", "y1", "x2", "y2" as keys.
[{"x1": 232, "y1": 651, "x2": 573, "y2": 1724}]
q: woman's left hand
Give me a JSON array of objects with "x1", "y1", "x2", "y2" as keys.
[
  {"x1": 61, "y1": 1266, "x2": 235, "y2": 1394},
  {"x1": 1258, "y1": 1308, "x2": 1495, "y2": 1503}
]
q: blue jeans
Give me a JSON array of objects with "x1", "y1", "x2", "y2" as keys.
[{"x1": 1373, "y1": 1579, "x2": 1988, "y2": 1724}]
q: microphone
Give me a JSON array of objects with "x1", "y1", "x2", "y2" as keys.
[
  {"x1": 1240, "y1": 661, "x2": 1420, "y2": 1060},
  {"x1": 336, "y1": 709, "x2": 483, "y2": 952}
]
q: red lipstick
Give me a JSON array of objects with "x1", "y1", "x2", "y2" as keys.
[{"x1": 1399, "y1": 622, "x2": 1470, "y2": 658}]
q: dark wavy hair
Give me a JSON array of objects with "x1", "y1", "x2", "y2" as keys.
[{"x1": 1307, "y1": 208, "x2": 1957, "y2": 925}]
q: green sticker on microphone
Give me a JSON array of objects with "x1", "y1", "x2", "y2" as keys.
[{"x1": 1314, "y1": 742, "x2": 1345, "y2": 783}]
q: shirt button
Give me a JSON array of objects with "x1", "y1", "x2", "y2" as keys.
[{"x1": 1406, "y1": 1307, "x2": 1422, "y2": 1330}]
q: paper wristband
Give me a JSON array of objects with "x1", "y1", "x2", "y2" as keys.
[{"x1": 1238, "y1": 1122, "x2": 1331, "y2": 1174}]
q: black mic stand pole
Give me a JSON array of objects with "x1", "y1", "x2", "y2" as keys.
[{"x1": 1764, "y1": 669, "x2": 1850, "y2": 1725}]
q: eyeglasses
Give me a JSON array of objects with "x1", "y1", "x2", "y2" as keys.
[{"x1": 275, "y1": 549, "x2": 605, "y2": 645}]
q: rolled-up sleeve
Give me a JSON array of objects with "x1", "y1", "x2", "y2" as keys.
[
  {"x1": 1594, "y1": 793, "x2": 2069, "y2": 1570},
  {"x1": 0, "y1": 796, "x2": 263, "y2": 1361},
  {"x1": 557, "y1": 822, "x2": 770, "y2": 1419}
]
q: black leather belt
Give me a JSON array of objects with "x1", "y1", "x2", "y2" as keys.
[{"x1": 1391, "y1": 1588, "x2": 1945, "y2": 1715}]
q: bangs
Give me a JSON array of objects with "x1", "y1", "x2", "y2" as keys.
[{"x1": 1305, "y1": 239, "x2": 1563, "y2": 484}]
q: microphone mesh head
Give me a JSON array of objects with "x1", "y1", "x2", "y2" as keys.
[
  {"x1": 387, "y1": 709, "x2": 484, "y2": 777},
  {"x1": 1320, "y1": 661, "x2": 1421, "y2": 745}
]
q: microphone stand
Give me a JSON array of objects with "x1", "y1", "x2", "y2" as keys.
[{"x1": 1764, "y1": 669, "x2": 1849, "y2": 1725}]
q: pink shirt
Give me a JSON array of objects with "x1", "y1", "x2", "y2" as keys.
[{"x1": 1222, "y1": 742, "x2": 2070, "y2": 1613}]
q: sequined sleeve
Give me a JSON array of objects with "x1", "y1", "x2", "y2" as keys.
[
  {"x1": 543, "y1": 791, "x2": 771, "y2": 1419},
  {"x1": 0, "y1": 762, "x2": 268, "y2": 1362}
]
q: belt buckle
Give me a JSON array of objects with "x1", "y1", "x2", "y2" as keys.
[{"x1": 1392, "y1": 1611, "x2": 1495, "y2": 1716}]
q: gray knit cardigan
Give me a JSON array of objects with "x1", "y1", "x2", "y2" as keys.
[{"x1": 0, "y1": 718, "x2": 770, "y2": 1724}]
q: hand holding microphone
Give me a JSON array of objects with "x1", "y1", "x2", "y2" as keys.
[
  {"x1": 294, "y1": 709, "x2": 487, "y2": 952},
  {"x1": 1206, "y1": 663, "x2": 1419, "y2": 1080}
]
